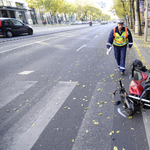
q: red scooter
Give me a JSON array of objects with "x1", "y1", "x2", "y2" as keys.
[{"x1": 113, "y1": 60, "x2": 150, "y2": 116}]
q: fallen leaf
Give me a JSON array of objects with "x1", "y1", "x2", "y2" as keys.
[
  {"x1": 72, "y1": 139, "x2": 74, "y2": 142},
  {"x1": 63, "y1": 106, "x2": 68, "y2": 109},
  {"x1": 131, "y1": 128, "x2": 134, "y2": 130},
  {"x1": 94, "y1": 122, "x2": 99, "y2": 125},
  {"x1": 98, "y1": 113, "x2": 102, "y2": 115},
  {"x1": 114, "y1": 146, "x2": 118, "y2": 150},
  {"x1": 86, "y1": 130, "x2": 88, "y2": 133},
  {"x1": 109, "y1": 131, "x2": 115, "y2": 136},
  {"x1": 116, "y1": 131, "x2": 120, "y2": 133},
  {"x1": 32, "y1": 123, "x2": 35, "y2": 126},
  {"x1": 101, "y1": 101, "x2": 104, "y2": 103},
  {"x1": 97, "y1": 102, "x2": 100, "y2": 105},
  {"x1": 99, "y1": 105, "x2": 103, "y2": 107},
  {"x1": 84, "y1": 107, "x2": 89, "y2": 110},
  {"x1": 128, "y1": 116, "x2": 132, "y2": 119}
]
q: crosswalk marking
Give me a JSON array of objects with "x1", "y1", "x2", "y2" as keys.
[
  {"x1": 0, "y1": 81, "x2": 37, "y2": 109},
  {"x1": 1, "y1": 80, "x2": 150, "y2": 150},
  {"x1": 72, "y1": 82, "x2": 116, "y2": 150},
  {"x1": 7, "y1": 81, "x2": 77, "y2": 150}
]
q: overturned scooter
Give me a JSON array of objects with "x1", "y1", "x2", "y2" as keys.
[{"x1": 113, "y1": 60, "x2": 150, "y2": 116}]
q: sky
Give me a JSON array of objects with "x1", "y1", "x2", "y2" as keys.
[{"x1": 66, "y1": 0, "x2": 117, "y2": 19}]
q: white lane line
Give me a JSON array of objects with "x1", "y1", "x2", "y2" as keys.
[
  {"x1": 0, "y1": 32, "x2": 75, "y2": 54},
  {"x1": 76, "y1": 44, "x2": 87, "y2": 51},
  {"x1": 76, "y1": 36, "x2": 98, "y2": 52},
  {"x1": 117, "y1": 108, "x2": 127, "y2": 118},
  {"x1": 9, "y1": 81, "x2": 77, "y2": 150}
]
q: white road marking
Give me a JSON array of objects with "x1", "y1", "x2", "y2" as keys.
[
  {"x1": 76, "y1": 44, "x2": 86, "y2": 51},
  {"x1": 0, "y1": 81, "x2": 37, "y2": 109},
  {"x1": 117, "y1": 108, "x2": 127, "y2": 118},
  {"x1": 72, "y1": 82, "x2": 116, "y2": 150},
  {"x1": 7, "y1": 81, "x2": 77, "y2": 150},
  {"x1": 18, "y1": 71, "x2": 34, "y2": 75},
  {"x1": 76, "y1": 36, "x2": 98, "y2": 52},
  {"x1": 0, "y1": 32, "x2": 75, "y2": 54}
]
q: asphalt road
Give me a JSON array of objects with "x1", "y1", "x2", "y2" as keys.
[{"x1": 0, "y1": 24, "x2": 149, "y2": 150}]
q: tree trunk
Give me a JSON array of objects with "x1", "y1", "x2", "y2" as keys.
[
  {"x1": 129, "y1": 0, "x2": 133, "y2": 28},
  {"x1": 132, "y1": 0, "x2": 135, "y2": 31},
  {"x1": 136, "y1": 0, "x2": 142, "y2": 36}
]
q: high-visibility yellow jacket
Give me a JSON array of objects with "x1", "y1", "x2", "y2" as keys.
[{"x1": 113, "y1": 27, "x2": 128, "y2": 46}]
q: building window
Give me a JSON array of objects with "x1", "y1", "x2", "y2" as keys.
[
  {"x1": 15, "y1": 2, "x2": 23, "y2": 7},
  {"x1": 9, "y1": 10, "x2": 15, "y2": 18},
  {"x1": 0, "y1": 0, "x2": 3, "y2": 6},
  {"x1": 6, "y1": 1, "x2": 11, "y2": 6},
  {"x1": 1, "y1": 10, "x2": 9, "y2": 17}
]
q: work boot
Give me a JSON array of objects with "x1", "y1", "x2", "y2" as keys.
[{"x1": 121, "y1": 71, "x2": 125, "y2": 75}]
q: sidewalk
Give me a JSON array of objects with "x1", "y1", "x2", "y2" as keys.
[
  {"x1": 132, "y1": 28, "x2": 150, "y2": 69},
  {"x1": 132, "y1": 28, "x2": 150, "y2": 149}
]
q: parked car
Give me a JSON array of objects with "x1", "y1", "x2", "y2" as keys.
[
  {"x1": 0, "y1": 18, "x2": 33, "y2": 38},
  {"x1": 71, "y1": 21, "x2": 82, "y2": 25}
]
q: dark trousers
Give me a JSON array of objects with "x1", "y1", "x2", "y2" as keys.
[{"x1": 114, "y1": 45, "x2": 127, "y2": 72}]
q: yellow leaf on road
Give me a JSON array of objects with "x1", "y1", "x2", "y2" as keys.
[
  {"x1": 72, "y1": 139, "x2": 74, "y2": 142},
  {"x1": 63, "y1": 106, "x2": 68, "y2": 109},
  {"x1": 114, "y1": 146, "x2": 118, "y2": 150},
  {"x1": 98, "y1": 113, "x2": 102, "y2": 115},
  {"x1": 97, "y1": 102, "x2": 100, "y2": 105},
  {"x1": 131, "y1": 128, "x2": 134, "y2": 130},
  {"x1": 128, "y1": 116, "x2": 132, "y2": 119},
  {"x1": 94, "y1": 122, "x2": 99, "y2": 125},
  {"x1": 116, "y1": 131, "x2": 120, "y2": 133},
  {"x1": 84, "y1": 107, "x2": 89, "y2": 110},
  {"x1": 86, "y1": 130, "x2": 88, "y2": 133}
]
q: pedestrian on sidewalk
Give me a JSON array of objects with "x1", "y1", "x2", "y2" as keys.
[{"x1": 106, "y1": 18, "x2": 133, "y2": 75}]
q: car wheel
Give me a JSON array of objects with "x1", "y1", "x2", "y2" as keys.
[
  {"x1": 28, "y1": 29, "x2": 33, "y2": 35},
  {"x1": 6, "y1": 31, "x2": 13, "y2": 38}
]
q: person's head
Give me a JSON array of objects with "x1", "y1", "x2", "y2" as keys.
[{"x1": 117, "y1": 18, "x2": 124, "y2": 31}]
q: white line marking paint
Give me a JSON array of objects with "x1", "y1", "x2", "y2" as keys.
[
  {"x1": 18, "y1": 71, "x2": 34, "y2": 75},
  {"x1": 0, "y1": 81, "x2": 37, "y2": 109},
  {"x1": 9, "y1": 81, "x2": 78, "y2": 150},
  {"x1": 117, "y1": 108, "x2": 127, "y2": 118},
  {"x1": 76, "y1": 35, "x2": 99, "y2": 51},
  {"x1": 0, "y1": 32, "x2": 73, "y2": 54},
  {"x1": 76, "y1": 44, "x2": 86, "y2": 51}
]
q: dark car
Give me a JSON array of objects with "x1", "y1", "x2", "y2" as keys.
[{"x1": 0, "y1": 18, "x2": 33, "y2": 38}]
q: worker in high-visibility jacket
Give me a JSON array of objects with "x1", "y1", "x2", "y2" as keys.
[{"x1": 106, "y1": 18, "x2": 133, "y2": 75}]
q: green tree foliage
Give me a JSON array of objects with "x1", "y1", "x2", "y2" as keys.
[
  {"x1": 110, "y1": 0, "x2": 130, "y2": 19},
  {"x1": 26, "y1": 0, "x2": 110, "y2": 21}
]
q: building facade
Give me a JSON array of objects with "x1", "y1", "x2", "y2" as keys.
[{"x1": 0, "y1": 0, "x2": 35, "y2": 24}]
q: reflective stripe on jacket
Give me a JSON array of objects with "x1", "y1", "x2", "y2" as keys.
[{"x1": 113, "y1": 27, "x2": 128, "y2": 46}]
